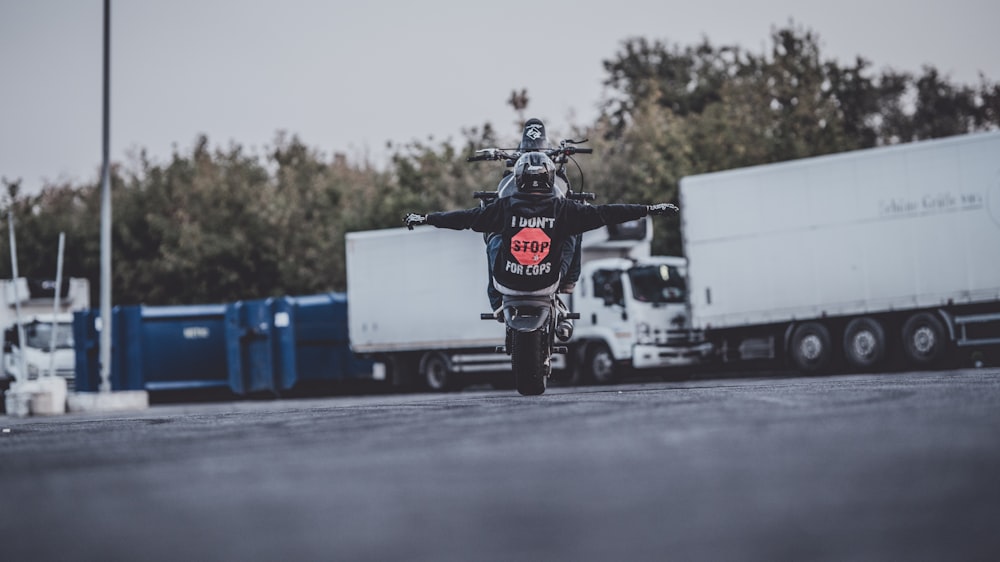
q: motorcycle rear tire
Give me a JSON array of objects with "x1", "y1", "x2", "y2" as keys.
[{"x1": 511, "y1": 330, "x2": 547, "y2": 396}]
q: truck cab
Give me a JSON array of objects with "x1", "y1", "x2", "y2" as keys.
[
  {"x1": 2, "y1": 315, "x2": 76, "y2": 387},
  {"x1": 566, "y1": 219, "x2": 711, "y2": 383},
  {"x1": 571, "y1": 256, "x2": 711, "y2": 382},
  {"x1": 1, "y1": 277, "x2": 90, "y2": 389}
]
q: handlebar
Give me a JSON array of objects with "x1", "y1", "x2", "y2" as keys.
[
  {"x1": 465, "y1": 140, "x2": 593, "y2": 163},
  {"x1": 466, "y1": 150, "x2": 514, "y2": 163}
]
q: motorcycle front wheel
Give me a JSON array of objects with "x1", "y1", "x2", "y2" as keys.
[{"x1": 510, "y1": 329, "x2": 547, "y2": 396}]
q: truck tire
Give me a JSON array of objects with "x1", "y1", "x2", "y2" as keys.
[
  {"x1": 419, "y1": 352, "x2": 454, "y2": 392},
  {"x1": 901, "y1": 312, "x2": 947, "y2": 366},
  {"x1": 789, "y1": 322, "x2": 832, "y2": 373},
  {"x1": 587, "y1": 343, "x2": 618, "y2": 385},
  {"x1": 843, "y1": 317, "x2": 886, "y2": 371},
  {"x1": 511, "y1": 330, "x2": 547, "y2": 396}
]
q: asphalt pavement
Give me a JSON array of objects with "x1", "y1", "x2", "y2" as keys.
[{"x1": 2, "y1": 369, "x2": 999, "y2": 561}]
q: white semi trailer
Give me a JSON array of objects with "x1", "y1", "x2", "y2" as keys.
[
  {"x1": 679, "y1": 131, "x2": 1000, "y2": 372},
  {"x1": 345, "y1": 220, "x2": 708, "y2": 391}
]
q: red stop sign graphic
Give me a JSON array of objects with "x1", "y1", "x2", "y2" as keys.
[{"x1": 510, "y1": 228, "x2": 552, "y2": 266}]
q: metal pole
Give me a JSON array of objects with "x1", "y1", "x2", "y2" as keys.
[
  {"x1": 99, "y1": 0, "x2": 112, "y2": 393},
  {"x1": 48, "y1": 232, "x2": 66, "y2": 378},
  {"x1": 8, "y1": 213, "x2": 28, "y2": 387}
]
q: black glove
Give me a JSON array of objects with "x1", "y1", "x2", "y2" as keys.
[
  {"x1": 404, "y1": 213, "x2": 427, "y2": 230},
  {"x1": 647, "y1": 203, "x2": 679, "y2": 216}
]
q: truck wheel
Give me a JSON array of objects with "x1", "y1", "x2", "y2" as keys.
[
  {"x1": 587, "y1": 343, "x2": 617, "y2": 385},
  {"x1": 419, "y1": 352, "x2": 454, "y2": 392},
  {"x1": 843, "y1": 317, "x2": 886, "y2": 370},
  {"x1": 901, "y1": 312, "x2": 947, "y2": 366},
  {"x1": 511, "y1": 330, "x2": 547, "y2": 396},
  {"x1": 789, "y1": 322, "x2": 832, "y2": 373}
]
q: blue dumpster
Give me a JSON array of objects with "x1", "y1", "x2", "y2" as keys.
[
  {"x1": 74, "y1": 293, "x2": 377, "y2": 397},
  {"x1": 72, "y1": 309, "x2": 103, "y2": 391},
  {"x1": 225, "y1": 298, "x2": 279, "y2": 395},
  {"x1": 134, "y1": 304, "x2": 229, "y2": 391},
  {"x1": 73, "y1": 304, "x2": 230, "y2": 392},
  {"x1": 226, "y1": 293, "x2": 377, "y2": 394},
  {"x1": 273, "y1": 293, "x2": 375, "y2": 390}
]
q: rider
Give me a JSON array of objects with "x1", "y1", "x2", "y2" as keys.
[
  {"x1": 488, "y1": 118, "x2": 581, "y2": 311},
  {"x1": 404, "y1": 151, "x2": 678, "y2": 336}
]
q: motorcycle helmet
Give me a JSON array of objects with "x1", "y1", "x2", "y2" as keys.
[
  {"x1": 514, "y1": 152, "x2": 556, "y2": 193},
  {"x1": 519, "y1": 118, "x2": 548, "y2": 150}
]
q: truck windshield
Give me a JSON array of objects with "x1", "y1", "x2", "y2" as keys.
[
  {"x1": 25, "y1": 322, "x2": 75, "y2": 350},
  {"x1": 628, "y1": 264, "x2": 686, "y2": 304}
]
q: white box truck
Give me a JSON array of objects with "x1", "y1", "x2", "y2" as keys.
[
  {"x1": 345, "y1": 220, "x2": 709, "y2": 391},
  {"x1": 679, "y1": 131, "x2": 1000, "y2": 372},
  {"x1": 568, "y1": 220, "x2": 711, "y2": 384},
  {"x1": 1, "y1": 277, "x2": 90, "y2": 389},
  {"x1": 346, "y1": 227, "x2": 509, "y2": 391}
]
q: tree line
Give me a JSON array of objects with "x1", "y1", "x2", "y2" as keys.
[{"x1": 3, "y1": 25, "x2": 998, "y2": 306}]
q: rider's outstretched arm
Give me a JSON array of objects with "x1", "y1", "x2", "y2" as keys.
[
  {"x1": 562, "y1": 201, "x2": 679, "y2": 235},
  {"x1": 404, "y1": 201, "x2": 505, "y2": 233}
]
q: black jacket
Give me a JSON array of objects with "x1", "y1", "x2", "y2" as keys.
[{"x1": 427, "y1": 193, "x2": 649, "y2": 293}]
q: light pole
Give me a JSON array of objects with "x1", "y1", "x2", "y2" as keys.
[{"x1": 99, "y1": 0, "x2": 112, "y2": 393}]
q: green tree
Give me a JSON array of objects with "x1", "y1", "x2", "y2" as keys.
[
  {"x1": 114, "y1": 135, "x2": 277, "y2": 304},
  {"x1": 0, "y1": 181, "x2": 96, "y2": 289},
  {"x1": 601, "y1": 36, "x2": 732, "y2": 137},
  {"x1": 576, "y1": 100, "x2": 690, "y2": 256},
  {"x1": 600, "y1": 23, "x2": 1000, "y2": 162}
]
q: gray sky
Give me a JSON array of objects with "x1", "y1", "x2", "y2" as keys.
[{"x1": 2, "y1": 0, "x2": 998, "y2": 194}]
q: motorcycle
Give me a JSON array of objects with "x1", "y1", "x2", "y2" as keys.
[
  {"x1": 467, "y1": 139, "x2": 595, "y2": 396},
  {"x1": 406, "y1": 139, "x2": 677, "y2": 395}
]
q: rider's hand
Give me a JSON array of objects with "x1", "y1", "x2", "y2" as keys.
[
  {"x1": 647, "y1": 203, "x2": 679, "y2": 216},
  {"x1": 404, "y1": 213, "x2": 427, "y2": 230}
]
